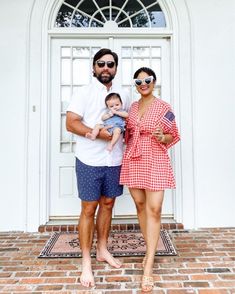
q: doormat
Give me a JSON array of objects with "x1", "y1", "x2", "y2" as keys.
[{"x1": 39, "y1": 230, "x2": 176, "y2": 258}]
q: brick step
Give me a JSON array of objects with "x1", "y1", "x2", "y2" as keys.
[
  {"x1": 38, "y1": 222, "x2": 184, "y2": 233},
  {"x1": 2, "y1": 228, "x2": 235, "y2": 293}
]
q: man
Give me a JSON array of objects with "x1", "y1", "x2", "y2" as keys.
[{"x1": 66, "y1": 48, "x2": 129, "y2": 288}]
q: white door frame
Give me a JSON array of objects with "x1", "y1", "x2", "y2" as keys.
[
  {"x1": 25, "y1": 0, "x2": 196, "y2": 231},
  {"x1": 50, "y1": 37, "x2": 174, "y2": 219}
]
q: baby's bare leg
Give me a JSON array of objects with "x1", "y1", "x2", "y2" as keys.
[
  {"x1": 86, "y1": 124, "x2": 102, "y2": 140},
  {"x1": 107, "y1": 128, "x2": 122, "y2": 152}
]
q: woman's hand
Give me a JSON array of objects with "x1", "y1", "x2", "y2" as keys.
[{"x1": 152, "y1": 126, "x2": 166, "y2": 143}]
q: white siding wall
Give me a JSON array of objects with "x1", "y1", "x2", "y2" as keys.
[
  {"x1": 0, "y1": 0, "x2": 234, "y2": 231},
  {"x1": 0, "y1": 0, "x2": 34, "y2": 231},
  {"x1": 187, "y1": 0, "x2": 235, "y2": 227}
]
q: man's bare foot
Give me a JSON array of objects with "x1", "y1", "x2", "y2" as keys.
[
  {"x1": 80, "y1": 259, "x2": 95, "y2": 288},
  {"x1": 96, "y1": 249, "x2": 122, "y2": 268},
  {"x1": 85, "y1": 133, "x2": 96, "y2": 140}
]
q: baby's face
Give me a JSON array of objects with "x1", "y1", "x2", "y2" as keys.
[{"x1": 107, "y1": 98, "x2": 122, "y2": 111}]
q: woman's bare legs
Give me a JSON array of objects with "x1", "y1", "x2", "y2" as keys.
[
  {"x1": 142, "y1": 190, "x2": 164, "y2": 291},
  {"x1": 130, "y1": 188, "x2": 164, "y2": 291},
  {"x1": 129, "y1": 188, "x2": 147, "y2": 267},
  {"x1": 129, "y1": 188, "x2": 147, "y2": 241}
]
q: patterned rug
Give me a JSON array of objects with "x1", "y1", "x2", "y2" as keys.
[{"x1": 39, "y1": 230, "x2": 176, "y2": 258}]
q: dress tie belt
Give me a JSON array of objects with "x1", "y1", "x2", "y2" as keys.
[{"x1": 125, "y1": 128, "x2": 152, "y2": 159}]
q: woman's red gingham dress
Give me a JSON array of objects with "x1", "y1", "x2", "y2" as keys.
[{"x1": 120, "y1": 98, "x2": 180, "y2": 191}]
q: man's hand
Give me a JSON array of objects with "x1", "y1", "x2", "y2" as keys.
[{"x1": 98, "y1": 125, "x2": 112, "y2": 141}]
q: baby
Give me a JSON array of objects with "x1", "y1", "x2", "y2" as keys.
[{"x1": 86, "y1": 92, "x2": 128, "y2": 151}]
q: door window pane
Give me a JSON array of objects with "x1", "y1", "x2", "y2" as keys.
[
  {"x1": 122, "y1": 47, "x2": 131, "y2": 58},
  {"x1": 55, "y1": 4, "x2": 73, "y2": 27},
  {"x1": 61, "y1": 47, "x2": 71, "y2": 57},
  {"x1": 73, "y1": 47, "x2": 90, "y2": 57},
  {"x1": 133, "y1": 47, "x2": 150, "y2": 57},
  {"x1": 59, "y1": 44, "x2": 163, "y2": 153},
  {"x1": 61, "y1": 86, "x2": 71, "y2": 112},
  {"x1": 60, "y1": 46, "x2": 101, "y2": 153},
  {"x1": 122, "y1": 59, "x2": 132, "y2": 85},
  {"x1": 133, "y1": 59, "x2": 151, "y2": 71},
  {"x1": 152, "y1": 47, "x2": 161, "y2": 57},
  {"x1": 73, "y1": 59, "x2": 90, "y2": 85},
  {"x1": 61, "y1": 115, "x2": 71, "y2": 142},
  {"x1": 55, "y1": 0, "x2": 166, "y2": 28},
  {"x1": 152, "y1": 59, "x2": 161, "y2": 84},
  {"x1": 61, "y1": 59, "x2": 71, "y2": 84}
]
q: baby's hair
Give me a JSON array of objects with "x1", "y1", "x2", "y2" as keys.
[{"x1": 105, "y1": 92, "x2": 122, "y2": 107}]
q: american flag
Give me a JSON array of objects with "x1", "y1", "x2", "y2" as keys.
[{"x1": 161, "y1": 110, "x2": 175, "y2": 129}]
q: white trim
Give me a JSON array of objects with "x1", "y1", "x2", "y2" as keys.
[
  {"x1": 26, "y1": 0, "x2": 50, "y2": 231},
  {"x1": 26, "y1": 0, "x2": 195, "y2": 231},
  {"x1": 171, "y1": 0, "x2": 196, "y2": 228},
  {"x1": 47, "y1": 28, "x2": 174, "y2": 37},
  {"x1": 159, "y1": 0, "x2": 172, "y2": 29},
  {"x1": 40, "y1": 16, "x2": 51, "y2": 227},
  {"x1": 49, "y1": 0, "x2": 63, "y2": 29},
  {"x1": 24, "y1": 0, "x2": 37, "y2": 231},
  {"x1": 169, "y1": 0, "x2": 182, "y2": 225},
  {"x1": 184, "y1": 0, "x2": 197, "y2": 228}
]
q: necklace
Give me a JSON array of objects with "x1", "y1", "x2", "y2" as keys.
[
  {"x1": 138, "y1": 96, "x2": 155, "y2": 119},
  {"x1": 139, "y1": 96, "x2": 155, "y2": 104},
  {"x1": 139, "y1": 96, "x2": 155, "y2": 106}
]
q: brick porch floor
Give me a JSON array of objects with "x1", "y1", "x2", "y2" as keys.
[{"x1": 0, "y1": 227, "x2": 234, "y2": 293}]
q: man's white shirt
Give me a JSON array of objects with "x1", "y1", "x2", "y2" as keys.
[{"x1": 67, "y1": 78, "x2": 130, "y2": 166}]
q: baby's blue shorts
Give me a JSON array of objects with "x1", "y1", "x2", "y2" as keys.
[{"x1": 75, "y1": 158, "x2": 123, "y2": 201}]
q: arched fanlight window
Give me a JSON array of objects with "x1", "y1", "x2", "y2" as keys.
[{"x1": 55, "y1": 0, "x2": 166, "y2": 28}]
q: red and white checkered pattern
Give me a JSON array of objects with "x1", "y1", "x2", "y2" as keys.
[{"x1": 120, "y1": 98, "x2": 180, "y2": 191}]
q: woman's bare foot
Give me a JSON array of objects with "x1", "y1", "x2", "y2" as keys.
[
  {"x1": 142, "y1": 258, "x2": 154, "y2": 291},
  {"x1": 141, "y1": 275, "x2": 154, "y2": 292},
  {"x1": 142, "y1": 256, "x2": 147, "y2": 268},
  {"x1": 96, "y1": 248, "x2": 122, "y2": 268},
  {"x1": 80, "y1": 258, "x2": 95, "y2": 288}
]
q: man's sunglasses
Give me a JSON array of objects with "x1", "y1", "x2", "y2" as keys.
[
  {"x1": 134, "y1": 76, "x2": 155, "y2": 86},
  {"x1": 95, "y1": 60, "x2": 115, "y2": 68}
]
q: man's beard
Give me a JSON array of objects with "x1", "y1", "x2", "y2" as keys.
[{"x1": 96, "y1": 73, "x2": 115, "y2": 84}]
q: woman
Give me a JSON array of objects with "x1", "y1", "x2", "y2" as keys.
[{"x1": 120, "y1": 67, "x2": 180, "y2": 292}]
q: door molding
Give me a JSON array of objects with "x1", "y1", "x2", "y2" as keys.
[
  {"x1": 49, "y1": 37, "x2": 174, "y2": 218},
  {"x1": 25, "y1": 0, "x2": 195, "y2": 231}
]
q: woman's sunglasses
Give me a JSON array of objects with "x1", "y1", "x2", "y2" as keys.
[
  {"x1": 95, "y1": 60, "x2": 115, "y2": 68},
  {"x1": 134, "y1": 76, "x2": 154, "y2": 86}
]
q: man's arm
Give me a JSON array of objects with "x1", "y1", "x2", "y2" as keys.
[
  {"x1": 66, "y1": 111, "x2": 92, "y2": 136},
  {"x1": 66, "y1": 111, "x2": 111, "y2": 140}
]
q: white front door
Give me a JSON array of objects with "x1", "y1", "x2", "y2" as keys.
[{"x1": 50, "y1": 37, "x2": 174, "y2": 220}]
